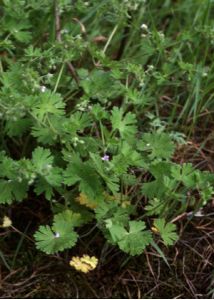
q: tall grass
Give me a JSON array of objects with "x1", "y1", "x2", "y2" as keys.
[{"x1": 76, "y1": 0, "x2": 214, "y2": 133}]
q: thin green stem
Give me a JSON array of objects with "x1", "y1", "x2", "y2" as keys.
[{"x1": 53, "y1": 63, "x2": 65, "y2": 93}]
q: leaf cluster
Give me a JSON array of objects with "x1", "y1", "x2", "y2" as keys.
[{"x1": 0, "y1": 0, "x2": 213, "y2": 257}]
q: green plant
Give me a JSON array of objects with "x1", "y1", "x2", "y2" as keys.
[{"x1": 0, "y1": 0, "x2": 213, "y2": 258}]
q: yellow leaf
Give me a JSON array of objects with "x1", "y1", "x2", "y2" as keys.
[
  {"x1": 104, "y1": 192, "x2": 130, "y2": 207},
  {"x1": 121, "y1": 200, "x2": 131, "y2": 208},
  {"x1": 2, "y1": 216, "x2": 12, "y2": 228},
  {"x1": 69, "y1": 255, "x2": 98, "y2": 273},
  {"x1": 151, "y1": 226, "x2": 159, "y2": 233},
  {"x1": 75, "y1": 193, "x2": 97, "y2": 209}
]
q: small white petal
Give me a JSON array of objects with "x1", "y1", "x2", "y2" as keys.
[
  {"x1": 141, "y1": 24, "x2": 148, "y2": 31},
  {"x1": 40, "y1": 86, "x2": 47, "y2": 93}
]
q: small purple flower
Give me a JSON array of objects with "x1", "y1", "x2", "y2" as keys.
[{"x1": 101, "y1": 154, "x2": 110, "y2": 161}]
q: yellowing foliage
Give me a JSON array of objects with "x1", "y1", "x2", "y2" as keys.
[
  {"x1": 1, "y1": 216, "x2": 12, "y2": 228},
  {"x1": 75, "y1": 193, "x2": 97, "y2": 209},
  {"x1": 69, "y1": 255, "x2": 98, "y2": 273},
  {"x1": 151, "y1": 226, "x2": 159, "y2": 233},
  {"x1": 75, "y1": 192, "x2": 130, "y2": 210}
]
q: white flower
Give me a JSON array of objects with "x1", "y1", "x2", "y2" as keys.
[
  {"x1": 40, "y1": 86, "x2": 46, "y2": 93},
  {"x1": 141, "y1": 23, "x2": 148, "y2": 31},
  {"x1": 158, "y1": 31, "x2": 165, "y2": 39},
  {"x1": 54, "y1": 232, "x2": 60, "y2": 238},
  {"x1": 148, "y1": 65, "x2": 154, "y2": 70}
]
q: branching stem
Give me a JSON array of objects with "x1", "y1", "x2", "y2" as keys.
[{"x1": 54, "y1": 1, "x2": 79, "y2": 85}]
